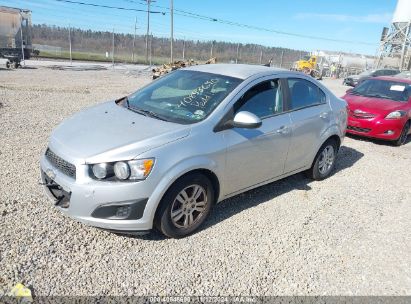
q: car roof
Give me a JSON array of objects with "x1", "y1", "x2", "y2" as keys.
[
  {"x1": 183, "y1": 64, "x2": 287, "y2": 80},
  {"x1": 374, "y1": 76, "x2": 411, "y2": 84}
]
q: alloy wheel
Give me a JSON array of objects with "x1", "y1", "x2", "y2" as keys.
[
  {"x1": 318, "y1": 145, "x2": 335, "y2": 175},
  {"x1": 170, "y1": 184, "x2": 208, "y2": 229}
]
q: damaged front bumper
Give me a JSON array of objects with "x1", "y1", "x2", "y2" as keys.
[{"x1": 39, "y1": 154, "x2": 155, "y2": 234}]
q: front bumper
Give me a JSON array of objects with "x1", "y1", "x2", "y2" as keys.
[
  {"x1": 347, "y1": 116, "x2": 405, "y2": 140},
  {"x1": 40, "y1": 154, "x2": 157, "y2": 232}
]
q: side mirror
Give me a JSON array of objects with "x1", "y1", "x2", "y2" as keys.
[{"x1": 232, "y1": 111, "x2": 262, "y2": 129}]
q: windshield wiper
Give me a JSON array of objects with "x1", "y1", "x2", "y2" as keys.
[
  {"x1": 128, "y1": 106, "x2": 169, "y2": 122},
  {"x1": 364, "y1": 93, "x2": 395, "y2": 100},
  {"x1": 349, "y1": 91, "x2": 362, "y2": 96}
]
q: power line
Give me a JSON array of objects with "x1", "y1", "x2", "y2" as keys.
[
  {"x1": 121, "y1": 0, "x2": 375, "y2": 46},
  {"x1": 52, "y1": 0, "x2": 165, "y2": 14},
  {"x1": 51, "y1": 0, "x2": 375, "y2": 46}
]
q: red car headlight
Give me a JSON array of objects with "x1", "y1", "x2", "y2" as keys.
[{"x1": 385, "y1": 110, "x2": 406, "y2": 120}]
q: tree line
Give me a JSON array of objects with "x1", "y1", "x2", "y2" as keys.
[{"x1": 31, "y1": 24, "x2": 307, "y2": 66}]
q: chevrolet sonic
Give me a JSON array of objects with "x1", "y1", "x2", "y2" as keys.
[{"x1": 40, "y1": 64, "x2": 347, "y2": 238}]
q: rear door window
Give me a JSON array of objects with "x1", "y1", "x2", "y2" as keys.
[{"x1": 287, "y1": 78, "x2": 326, "y2": 110}]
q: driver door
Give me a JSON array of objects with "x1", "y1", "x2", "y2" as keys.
[{"x1": 221, "y1": 78, "x2": 292, "y2": 196}]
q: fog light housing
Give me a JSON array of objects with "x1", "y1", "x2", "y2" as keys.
[
  {"x1": 384, "y1": 130, "x2": 395, "y2": 135},
  {"x1": 116, "y1": 206, "x2": 131, "y2": 218}
]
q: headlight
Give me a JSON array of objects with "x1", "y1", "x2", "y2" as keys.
[
  {"x1": 114, "y1": 161, "x2": 131, "y2": 180},
  {"x1": 385, "y1": 110, "x2": 406, "y2": 119},
  {"x1": 90, "y1": 158, "x2": 155, "y2": 181},
  {"x1": 92, "y1": 163, "x2": 108, "y2": 179}
]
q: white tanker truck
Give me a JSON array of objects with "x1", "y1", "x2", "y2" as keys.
[
  {"x1": 292, "y1": 50, "x2": 376, "y2": 79},
  {"x1": 312, "y1": 50, "x2": 375, "y2": 78},
  {"x1": 0, "y1": 5, "x2": 32, "y2": 68}
]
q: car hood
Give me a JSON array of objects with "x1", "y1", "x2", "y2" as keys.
[
  {"x1": 347, "y1": 75, "x2": 360, "y2": 80},
  {"x1": 342, "y1": 93, "x2": 405, "y2": 114},
  {"x1": 49, "y1": 101, "x2": 191, "y2": 164}
]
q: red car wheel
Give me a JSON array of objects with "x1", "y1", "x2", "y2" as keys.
[{"x1": 394, "y1": 121, "x2": 411, "y2": 146}]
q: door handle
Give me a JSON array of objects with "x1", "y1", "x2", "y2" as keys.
[
  {"x1": 319, "y1": 112, "x2": 329, "y2": 119},
  {"x1": 276, "y1": 126, "x2": 290, "y2": 135}
]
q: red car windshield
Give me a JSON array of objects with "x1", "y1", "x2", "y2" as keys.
[{"x1": 351, "y1": 79, "x2": 410, "y2": 102}]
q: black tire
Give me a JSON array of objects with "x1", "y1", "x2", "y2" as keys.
[
  {"x1": 155, "y1": 173, "x2": 214, "y2": 238},
  {"x1": 310, "y1": 70, "x2": 315, "y2": 78},
  {"x1": 307, "y1": 139, "x2": 338, "y2": 181},
  {"x1": 393, "y1": 121, "x2": 410, "y2": 146},
  {"x1": 6, "y1": 61, "x2": 10, "y2": 69}
]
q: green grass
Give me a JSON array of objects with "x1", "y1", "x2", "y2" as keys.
[{"x1": 37, "y1": 50, "x2": 178, "y2": 65}]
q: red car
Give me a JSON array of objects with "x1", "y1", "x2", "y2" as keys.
[{"x1": 342, "y1": 76, "x2": 411, "y2": 146}]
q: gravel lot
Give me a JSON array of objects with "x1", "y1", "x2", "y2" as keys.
[{"x1": 0, "y1": 63, "x2": 410, "y2": 296}]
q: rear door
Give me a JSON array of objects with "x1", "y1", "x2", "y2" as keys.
[{"x1": 283, "y1": 78, "x2": 332, "y2": 173}]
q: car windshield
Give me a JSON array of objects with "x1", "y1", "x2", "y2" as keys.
[
  {"x1": 350, "y1": 78, "x2": 410, "y2": 102},
  {"x1": 123, "y1": 70, "x2": 242, "y2": 124},
  {"x1": 395, "y1": 71, "x2": 411, "y2": 79}
]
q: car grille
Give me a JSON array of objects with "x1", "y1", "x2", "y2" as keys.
[
  {"x1": 349, "y1": 110, "x2": 376, "y2": 119},
  {"x1": 45, "y1": 148, "x2": 76, "y2": 178},
  {"x1": 347, "y1": 126, "x2": 371, "y2": 133}
]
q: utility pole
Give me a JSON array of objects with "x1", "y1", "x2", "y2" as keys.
[
  {"x1": 259, "y1": 48, "x2": 263, "y2": 64},
  {"x1": 280, "y1": 50, "x2": 284, "y2": 68},
  {"x1": 68, "y1": 24, "x2": 72, "y2": 65},
  {"x1": 236, "y1": 43, "x2": 240, "y2": 64},
  {"x1": 149, "y1": 32, "x2": 153, "y2": 66},
  {"x1": 112, "y1": 28, "x2": 115, "y2": 69},
  {"x1": 145, "y1": 0, "x2": 152, "y2": 64},
  {"x1": 19, "y1": 13, "x2": 25, "y2": 67},
  {"x1": 170, "y1": 0, "x2": 174, "y2": 63},
  {"x1": 132, "y1": 17, "x2": 138, "y2": 63},
  {"x1": 210, "y1": 41, "x2": 214, "y2": 58},
  {"x1": 182, "y1": 37, "x2": 186, "y2": 60}
]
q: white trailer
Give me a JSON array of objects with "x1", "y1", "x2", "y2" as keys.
[{"x1": 0, "y1": 5, "x2": 32, "y2": 68}]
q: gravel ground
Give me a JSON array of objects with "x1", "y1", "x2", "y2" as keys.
[{"x1": 0, "y1": 65, "x2": 410, "y2": 296}]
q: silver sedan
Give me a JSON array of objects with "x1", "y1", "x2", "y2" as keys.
[{"x1": 40, "y1": 64, "x2": 348, "y2": 238}]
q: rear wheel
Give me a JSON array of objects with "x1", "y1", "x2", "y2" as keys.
[
  {"x1": 155, "y1": 173, "x2": 214, "y2": 238},
  {"x1": 307, "y1": 139, "x2": 338, "y2": 181},
  {"x1": 394, "y1": 121, "x2": 410, "y2": 146}
]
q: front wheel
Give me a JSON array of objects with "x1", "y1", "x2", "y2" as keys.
[
  {"x1": 394, "y1": 121, "x2": 410, "y2": 146},
  {"x1": 155, "y1": 173, "x2": 214, "y2": 238},
  {"x1": 307, "y1": 140, "x2": 338, "y2": 181}
]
